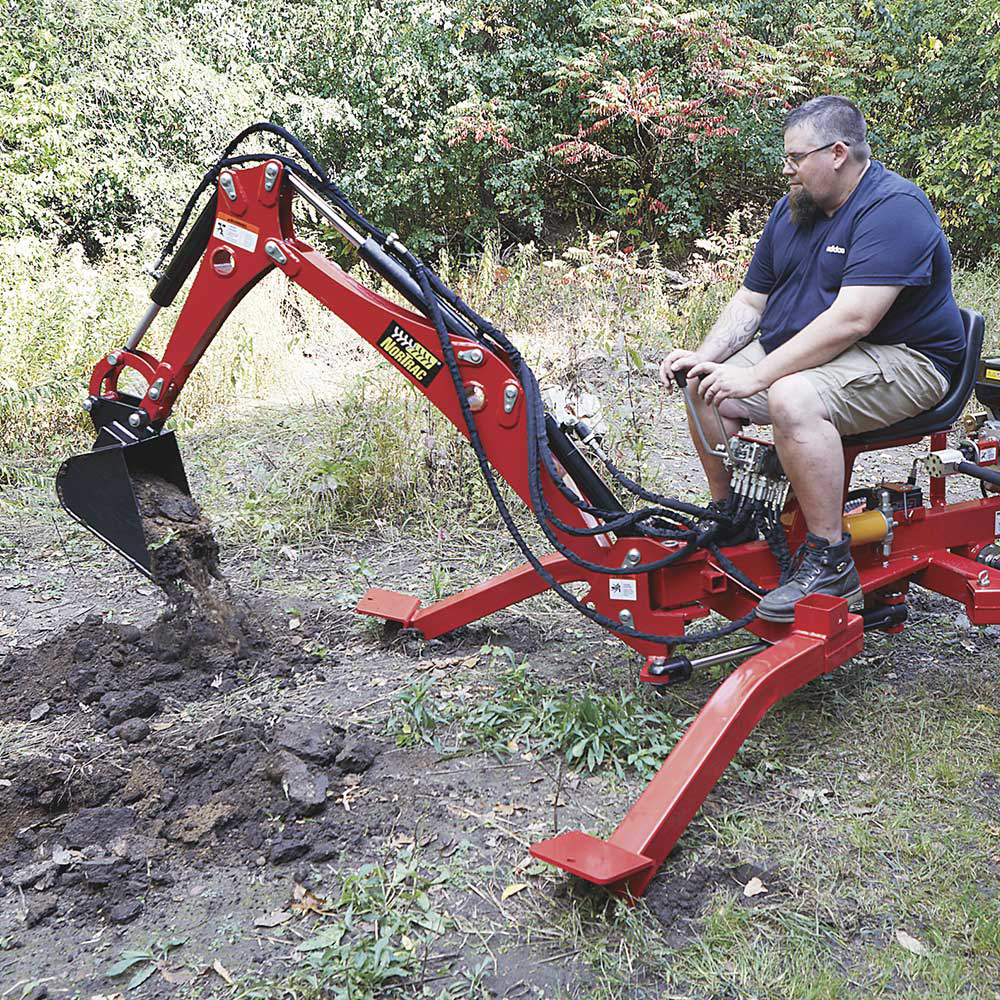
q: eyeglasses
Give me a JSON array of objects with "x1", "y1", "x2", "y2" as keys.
[{"x1": 782, "y1": 141, "x2": 849, "y2": 170}]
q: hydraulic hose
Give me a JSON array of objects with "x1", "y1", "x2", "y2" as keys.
[{"x1": 957, "y1": 461, "x2": 1000, "y2": 488}]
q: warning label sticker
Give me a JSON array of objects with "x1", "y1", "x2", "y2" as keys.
[
  {"x1": 609, "y1": 578, "x2": 637, "y2": 601},
  {"x1": 981, "y1": 446, "x2": 998, "y2": 464},
  {"x1": 985, "y1": 367, "x2": 1000, "y2": 382},
  {"x1": 214, "y1": 214, "x2": 258, "y2": 253},
  {"x1": 376, "y1": 322, "x2": 442, "y2": 386}
]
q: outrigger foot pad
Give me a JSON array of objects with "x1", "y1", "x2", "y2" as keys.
[{"x1": 530, "y1": 831, "x2": 653, "y2": 886}]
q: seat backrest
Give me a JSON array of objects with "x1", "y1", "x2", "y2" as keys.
[{"x1": 843, "y1": 307, "x2": 985, "y2": 447}]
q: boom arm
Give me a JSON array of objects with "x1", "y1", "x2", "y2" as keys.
[{"x1": 82, "y1": 161, "x2": 611, "y2": 560}]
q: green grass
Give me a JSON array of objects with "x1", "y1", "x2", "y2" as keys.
[{"x1": 386, "y1": 647, "x2": 685, "y2": 781}]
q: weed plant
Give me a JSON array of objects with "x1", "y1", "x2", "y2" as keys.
[
  {"x1": 387, "y1": 648, "x2": 685, "y2": 781},
  {"x1": 238, "y1": 851, "x2": 489, "y2": 1000}
]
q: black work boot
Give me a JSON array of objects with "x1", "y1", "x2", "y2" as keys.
[
  {"x1": 756, "y1": 532, "x2": 862, "y2": 623},
  {"x1": 700, "y1": 499, "x2": 757, "y2": 548}
]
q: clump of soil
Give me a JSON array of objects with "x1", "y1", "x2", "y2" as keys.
[
  {"x1": 132, "y1": 474, "x2": 239, "y2": 630},
  {"x1": 0, "y1": 610, "x2": 281, "y2": 728},
  {"x1": 133, "y1": 474, "x2": 219, "y2": 593},
  {"x1": 0, "y1": 714, "x2": 382, "y2": 926}
]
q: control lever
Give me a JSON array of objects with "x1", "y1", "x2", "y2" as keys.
[{"x1": 673, "y1": 369, "x2": 734, "y2": 465}]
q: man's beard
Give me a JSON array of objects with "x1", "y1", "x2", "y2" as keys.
[{"x1": 788, "y1": 185, "x2": 822, "y2": 227}]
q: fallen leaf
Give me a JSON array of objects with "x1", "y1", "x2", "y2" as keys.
[
  {"x1": 29, "y1": 701, "x2": 50, "y2": 722},
  {"x1": 254, "y1": 909, "x2": 292, "y2": 928},
  {"x1": 291, "y1": 884, "x2": 330, "y2": 916},
  {"x1": 501, "y1": 882, "x2": 529, "y2": 902},
  {"x1": 794, "y1": 787, "x2": 832, "y2": 805},
  {"x1": 743, "y1": 877, "x2": 767, "y2": 897},
  {"x1": 159, "y1": 966, "x2": 195, "y2": 985},
  {"x1": 212, "y1": 960, "x2": 234, "y2": 985},
  {"x1": 288, "y1": 615, "x2": 302, "y2": 631},
  {"x1": 895, "y1": 929, "x2": 929, "y2": 955},
  {"x1": 976, "y1": 703, "x2": 998, "y2": 716},
  {"x1": 438, "y1": 838, "x2": 460, "y2": 859},
  {"x1": 400, "y1": 934, "x2": 415, "y2": 952},
  {"x1": 52, "y1": 846, "x2": 78, "y2": 866},
  {"x1": 494, "y1": 802, "x2": 529, "y2": 817}
]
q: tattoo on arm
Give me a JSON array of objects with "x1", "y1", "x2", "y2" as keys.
[{"x1": 701, "y1": 300, "x2": 763, "y2": 361}]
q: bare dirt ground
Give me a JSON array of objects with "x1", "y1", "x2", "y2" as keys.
[{"x1": 2, "y1": 352, "x2": 999, "y2": 999}]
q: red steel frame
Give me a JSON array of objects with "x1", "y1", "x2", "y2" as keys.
[{"x1": 89, "y1": 163, "x2": 1000, "y2": 900}]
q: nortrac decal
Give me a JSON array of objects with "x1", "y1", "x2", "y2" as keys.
[{"x1": 377, "y1": 322, "x2": 443, "y2": 386}]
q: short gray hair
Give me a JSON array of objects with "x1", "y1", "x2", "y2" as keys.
[{"x1": 784, "y1": 96, "x2": 871, "y2": 163}]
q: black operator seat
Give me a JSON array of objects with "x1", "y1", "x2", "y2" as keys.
[{"x1": 843, "y1": 308, "x2": 985, "y2": 447}]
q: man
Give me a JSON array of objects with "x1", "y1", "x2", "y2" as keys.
[{"x1": 661, "y1": 95, "x2": 966, "y2": 622}]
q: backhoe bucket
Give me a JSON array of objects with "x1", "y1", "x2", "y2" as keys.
[{"x1": 56, "y1": 431, "x2": 190, "y2": 579}]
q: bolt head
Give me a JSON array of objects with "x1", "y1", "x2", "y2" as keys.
[
  {"x1": 618, "y1": 609, "x2": 634, "y2": 625},
  {"x1": 127, "y1": 413, "x2": 142, "y2": 428},
  {"x1": 81, "y1": 398, "x2": 94, "y2": 412},
  {"x1": 106, "y1": 353, "x2": 119, "y2": 367}
]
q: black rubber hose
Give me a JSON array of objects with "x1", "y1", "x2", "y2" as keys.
[{"x1": 957, "y1": 461, "x2": 1000, "y2": 488}]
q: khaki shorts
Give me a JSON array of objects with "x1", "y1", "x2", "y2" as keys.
[{"x1": 724, "y1": 340, "x2": 950, "y2": 436}]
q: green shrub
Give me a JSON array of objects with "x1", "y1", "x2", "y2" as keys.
[{"x1": 2, "y1": 0, "x2": 996, "y2": 258}]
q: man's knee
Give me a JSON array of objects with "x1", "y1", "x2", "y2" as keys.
[
  {"x1": 769, "y1": 373, "x2": 829, "y2": 428},
  {"x1": 718, "y1": 399, "x2": 751, "y2": 422}
]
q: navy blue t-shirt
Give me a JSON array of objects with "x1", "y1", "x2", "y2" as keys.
[{"x1": 744, "y1": 160, "x2": 965, "y2": 379}]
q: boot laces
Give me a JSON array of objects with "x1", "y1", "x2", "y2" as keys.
[{"x1": 781, "y1": 540, "x2": 828, "y2": 587}]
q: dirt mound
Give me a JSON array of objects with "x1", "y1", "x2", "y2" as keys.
[
  {"x1": 0, "y1": 474, "x2": 392, "y2": 930},
  {"x1": 0, "y1": 712, "x2": 382, "y2": 927},
  {"x1": 0, "y1": 608, "x2": 296, "y2": 730}
]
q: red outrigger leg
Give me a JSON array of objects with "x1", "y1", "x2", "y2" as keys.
[{"x1": 530, "y1": 594, "x2": 863, "y2": 899}]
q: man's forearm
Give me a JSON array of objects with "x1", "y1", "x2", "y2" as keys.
[
  {"x1": 753, "y1": 308, "x2": 868, "y2": 386},
  {"x1": 698, "y1": 296, "x2": 764, "y2": 362}
]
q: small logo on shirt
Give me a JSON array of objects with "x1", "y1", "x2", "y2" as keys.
[{"x1": 825, "y1": 244, "x2": 846, "y2": 254}]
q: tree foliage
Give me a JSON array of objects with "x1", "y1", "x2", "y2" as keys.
[{"x1": 0, "y1": 0, "x2": 996, "y2": 259}]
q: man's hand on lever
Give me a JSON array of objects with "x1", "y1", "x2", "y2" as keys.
[
  {"x1": 659, "y1": 349, "x2": 701, "y2": 390},
  {"x1": 685, "y1": 360, "x2": 767, "y2": 406}
]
